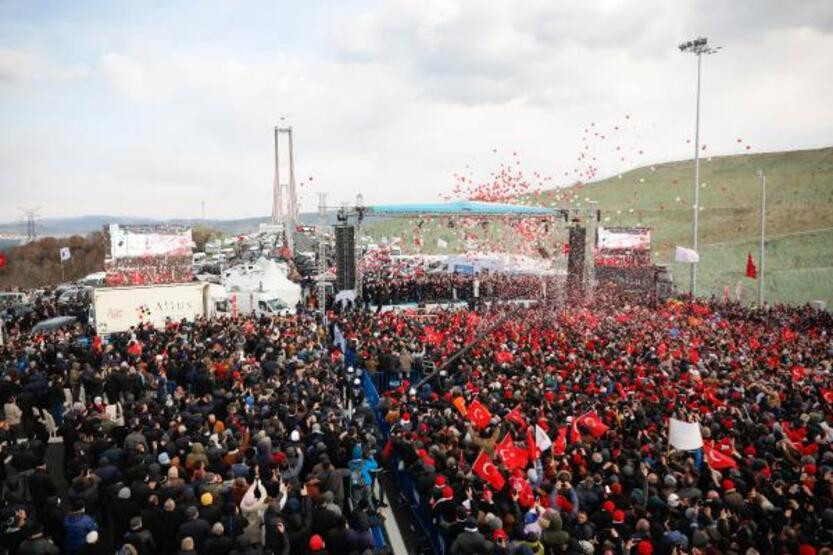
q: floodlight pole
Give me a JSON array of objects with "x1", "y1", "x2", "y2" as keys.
[
  {"x1": 691, "y1": 51, "x2": 702, "y2": 297},
  {"x1": 758, "y1": 170, "x2": 766, "y2": 307},
  {"x1": 679, "y1": 37, "x2": 719, "y2": 297}
]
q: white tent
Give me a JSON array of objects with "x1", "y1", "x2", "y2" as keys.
[{"x1": 222, "y1": 258, "x2": 301, "y2": 307}]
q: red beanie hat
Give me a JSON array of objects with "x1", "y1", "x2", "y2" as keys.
[
  {"x1": 602, "y1": 500, "x2": 615, "y2": 513},
  {"x1": 309, "y1": 535, "x2": 325, "y2": 551},
  {"x1": 613, "y1": 509, "x2": 625, "y2": 523},
  {"x1": 637, "y1": 540, "x2": 654, "y2": 555},
  {"x1": 721, "y1": 479, "x2": 735, "y2": 491},
  {"x1": 611, "y1": 482, "x2": 622, "y2": 495},
  {"x1": 442, "y1": 486, "x2": 454, "y2": 499},
  {"x1": 799, "y1": 546, "x2": 817, "y2": 555},
  {"x1": 435, "y1": 475, "x2": 446, "y2": 486}
]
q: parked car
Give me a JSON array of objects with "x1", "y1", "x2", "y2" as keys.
[{"x1": 31, "y1": 315, "x2": 78, "y2": 334}]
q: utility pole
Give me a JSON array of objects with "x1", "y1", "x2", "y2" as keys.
[
  {"x1": 758, "y1": 170, "x2": 766, "y2": 307},
  {"x1": 679, "y1": 37, "x2": 721, "y2": 297}
]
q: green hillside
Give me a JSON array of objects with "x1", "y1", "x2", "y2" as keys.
[{"x1": 364, "y1": 147, "x2": 833, "y2": 306}]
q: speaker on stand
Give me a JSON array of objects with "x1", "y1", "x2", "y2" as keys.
[
  {"x1": 335, "y1": 225, "x2": 356, "y2": 291},
  {"x1": 567, "y1": 225, "x2": 586, "y2": 297}
]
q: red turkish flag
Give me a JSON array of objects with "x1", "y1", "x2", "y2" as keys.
[
  {"x1": 496, "y1": 434, "x2": 528, "y2": 471},
  {"x1": 509, "y1": 475, "x2": 535, "y2": 508},
  {"x1": 0, "y1": 252, "x2": 6, "y2": 269},
  {"x1": 571, "y1": 412, "x2": 608, "y2": 443},
  {"x1": 422, "y1": 326, "x2": 444, "y2": 347},
  {"x1": 703, "y1": 440, "x2": 738, "y2": 469},
  {"x1": 473, "y1": 450, "x2": 505, "y2": 491},
  {"x1": 553, "y1": 426, "x2": 568, "y2": 456},
  {"x1": 495, "y1": 351, "x2": 514, "y2": 364},
  {"x1": 746, "y1": 253, "x2": 757, "y2": 279},
  {"x1": 505, "y1": 405, "x2": 527, "y2": 428},
  {"x1": 748, "y1": 337, "x2": 761, "y2": 351},
  {"x1": 467, "y1": 400, "x2": 492, "y2": 429},
  {"x1": 820, "y1": 388, "x2": 833, "y2": 404},
  {"x1": 791, "y1": 365, "x2": 806, "y2": 382}
]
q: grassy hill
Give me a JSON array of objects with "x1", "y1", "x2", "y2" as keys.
[{"x1": 364, "y1": 147, "x2": 833, "y2": 307}]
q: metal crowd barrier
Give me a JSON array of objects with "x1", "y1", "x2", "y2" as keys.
[{"x1": 362, "y1": 371, "x2": 446, "y2": 554}]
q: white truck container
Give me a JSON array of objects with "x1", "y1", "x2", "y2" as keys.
[
  {"x1": 225, "y1": 290, "x2": 293, "y2": 317},
  {"x1": 92, "y1": 282, "x2": 228, "y2": 335}
]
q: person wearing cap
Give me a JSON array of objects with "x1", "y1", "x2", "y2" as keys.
[
  {"x1": 198, "y1": 492, "x2": 222, "y2": 524},
  {"x1": 449, "y1": 516, "x2": 489, "y2": 554},
  {"x1": 308, "y1": 533, "x2": 327, "y2": 554},
  {"x1": 122, "y1": 516, "x2": 155, "y2": 554},
  {"x1": 177, "y1": 505, "x2": 210, "y2": 551},
  {"x1": 110, "y1": 486, "x2": 140, "y2": 543}
]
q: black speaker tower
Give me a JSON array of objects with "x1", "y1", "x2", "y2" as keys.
[
  {"x1": 567, "y1": 225, "x2": 586, "y2": 296},
  {"x1": 335, "y1": 225, "x2": 356, "y2": 291}
]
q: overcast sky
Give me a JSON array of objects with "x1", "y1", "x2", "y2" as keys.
[{"x1": 1, "y1": 0, "x2": 831, "y2": 222}]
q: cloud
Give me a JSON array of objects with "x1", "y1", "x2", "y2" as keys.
[
  {"x1": 0, "y1": 1, "x2": 832, "y2": 222},
  {"x1": 0, "y1": 48, "x2": 87, "y2": 84}
]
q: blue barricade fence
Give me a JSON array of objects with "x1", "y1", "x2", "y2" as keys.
[{"x1": 362, "y1": 371, "x2": 446, "y2": 555}]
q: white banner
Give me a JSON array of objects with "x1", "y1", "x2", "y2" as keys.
[
  {"x1": 598, "y1": 227, "x2": 651, "y2": 250},
  {"x1": 669, "y1": 418, "x2": 703, "y2": 450},
  {"x1": 674, "y1": 246, "x2": 700, "y2": 263},
  {"x1": 59, "y1": 247, "x2": 71, "y2": 262},
  {"x1": 109, "y1": 224, "x2": 193, "y2": 259}
]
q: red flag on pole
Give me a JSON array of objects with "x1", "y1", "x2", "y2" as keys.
[
  {"x1": 745, "y1": 252, "x2": 757, "y2": 279},
  {"x1": 472, "y1": 450, "x2": 505, "y2": 491},
  {"x1": 495, "y1": 435, "x2": 528, "y2": 471},
  {"x1": 467, "y1": 400, "x2": 492, "y2": 429},
  {"x1": 0, "y1": 252, "x2": 6, "y2": 269}
]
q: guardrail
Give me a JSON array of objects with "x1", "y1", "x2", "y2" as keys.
[{"x1": 361, "y1": 371, "x2": 446, "y2": 554}]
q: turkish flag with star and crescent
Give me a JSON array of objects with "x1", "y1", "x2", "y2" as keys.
[
  {"x1": 473, "y1": 450, "x2": 505, "y2": 491},
  {"x1": 703, "y1": 440, "x2": 738, "y2": 470},
  {"x1": 496, "y1": 434, "x2": 528, "y2": 471},
  {"x1": 467, "y1": 400, "x2": 492, "y2": 429}
]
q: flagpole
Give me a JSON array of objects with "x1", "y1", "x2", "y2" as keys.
[{"x1": 758, "y1": 170, "x2": 766, "y2": 307}]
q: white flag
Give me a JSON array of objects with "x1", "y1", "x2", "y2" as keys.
[
  {"x1": 668, "y1": 418, "x2": 703, "y2": 450},
  {"x1": 436, "y1": 238, "x2": 448, "y2": 249},
  {"x1": 59, "y1": 247, "x2": 71, "y2": 262},
  {"x1": 535, "y1": 424, "x2": 552, "y2": 452},
  {"x1": 674, "y1": 246, "x2": 699, "y2": 263}
]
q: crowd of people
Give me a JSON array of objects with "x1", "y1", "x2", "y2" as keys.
[
  {"x1": 361, "y1": 270, "x2": 561, "y2": 307},
  {"x1": 1, "y1": 270, "x2": 833, "y2": 554},
  {"x1": 0, "y1": 299, "x2": 389, "y2": 555},
  {"x1": 330, "y1": 286, "x2": 833, "y2": 554}
]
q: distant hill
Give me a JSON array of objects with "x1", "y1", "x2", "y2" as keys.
[
  {"x1": 0, "y1": 212, "x2": 332, "y2": 238},
  {"x1": 365, "y1": 147, "x2": 833, "y2": 307}
]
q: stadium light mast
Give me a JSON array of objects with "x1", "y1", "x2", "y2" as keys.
[{"x1": 679, "y1": 36, "x2": 721, "y2": 297}]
